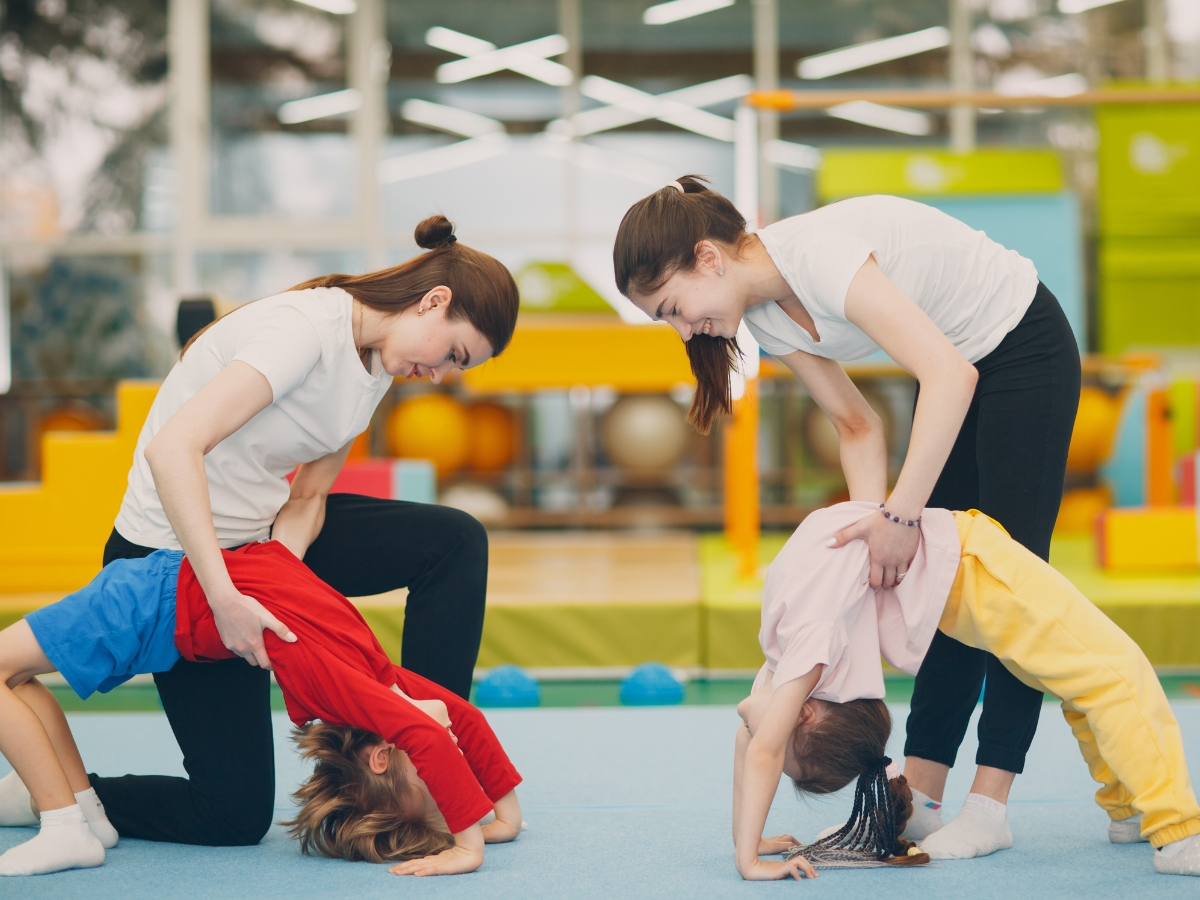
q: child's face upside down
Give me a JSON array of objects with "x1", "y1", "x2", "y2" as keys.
[{"x1": 736, "y1": 684, "x2": 825, "y2": 781}]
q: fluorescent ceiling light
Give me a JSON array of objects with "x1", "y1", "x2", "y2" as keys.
[
  {"x1": 799, "y1": 26, "x2": 950, "y2": 79},
  {"x1": 1059, "y1": 0, "x2": 1125, "y2": 13},
  {"x1": 643, "y1": 0, "x2": 735, "y2": 26},
  {"x1": 551, "y1": 74, "x2": 751, "y2": 140},
  {"x1": 828, "y1": 101, "x2": 933, "y2": 136},
  {"x1": 427, "y1": 28, "x2": 573, "y2": 86},
  {"x1": 378, "y1": 133, "x2": 510, "y2": 184},
  {"x1": 278, "y1": 88, "x2": 361, "y2": 124},
  {"x1": 292, "y1": 0, "x2": 356, "y2": 13},
  {"x1": 401, "y1": 99, "x2": 504, "y2": 138},
  {"x1": 763, "y1": 139, "x2": 821, "y2": 171},
  {"x1": 579, "y1": 75, "x2": 736, "y2": 141},
  {"x1": 997, "y1": 72, "x2": 1088, "y2": 96}
]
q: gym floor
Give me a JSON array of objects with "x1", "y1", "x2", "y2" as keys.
[{"x1": 2, "y1": 698, "x2": 1198, "y2": 900}]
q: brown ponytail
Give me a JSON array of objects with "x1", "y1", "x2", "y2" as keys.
[
  {"x1": 613, "y1": 175, "x2": 752, "y2": 434},
  {"x1": 181, "y1": 215, "x2": 518, "y2": 360},
  {"x1": 786, "y1": 699, "x2": 931, "y2": 867}
]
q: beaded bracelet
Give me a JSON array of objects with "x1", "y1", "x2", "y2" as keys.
[{"x1": 880, "y1": 503, "x2": 921, "y2": 527}]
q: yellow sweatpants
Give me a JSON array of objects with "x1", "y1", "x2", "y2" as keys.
[{"x1": 938, "y1": 509, "x2": 1200, "y2": 848}]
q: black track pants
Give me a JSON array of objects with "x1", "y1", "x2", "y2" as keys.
[
  {"x1": 90, "y1": 494, "x2": 488, "y2": 844},
  {"x1": 903, "y1": 282, "x2": 1081, "y2": 774}
]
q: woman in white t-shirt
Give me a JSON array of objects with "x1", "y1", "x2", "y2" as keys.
[
  {"x1": 612, "y1": 176, "x2": 1081, "y2": 859},
  {"x1": 86, "y1": 216, "x2": 519, "y2": 847}
]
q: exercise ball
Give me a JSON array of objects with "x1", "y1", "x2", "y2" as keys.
[
  {"x1": 801, "y1": 388, "x2": 893, "y2": 469},
  {"x1": 38, "y1": 403, "x2": 106, "y2": 436},
  {"x1": 385, "y1": 393, "x2": 470, "y2": 478},
  {"x1": 468, "y1": 402, "x2": 516, "y2": 472},
  {"x1": 601, "y1": 395, "x2": 688, "y2": 471},
  {"x1": 1067, "y1": 387, "x2": 1122, "y2": 473},
  {"x1": 439, "y1": 484, "x2": 509, "y2": 524}
]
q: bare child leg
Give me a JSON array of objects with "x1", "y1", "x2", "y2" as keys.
[{"x1": 0, "y1": 621, "x2": 104, "y2": 875}]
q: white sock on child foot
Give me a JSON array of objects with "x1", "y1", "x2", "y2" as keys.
[
  {"x1": 0, "y1": 805, "x2": 104, "y2": 876},
  {"x1": 1154, "y1": 833, "x2": 1200, "y2": 876},
  {"x1": 901, "y1": 787, "x2": 944, "y2": 842},
  {"x1": 74, "y1": 788, "x2": 117, "y2": 849},
  {"x1": 1109, "y1": 813, "x2": 1146, "y2": 844},
  {"x1": 919, "y1": 793, "x2": 1013, "y2": 860},
  {"x1": 0, "y1": 772, "x2": 37, "y2": 827}
]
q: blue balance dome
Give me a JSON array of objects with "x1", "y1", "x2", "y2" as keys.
[
  {"x1": 475, "y1": 665, "x2": 541, "y2": 708},
  {"x1": 620, "y1": 662, "x2": 685, "y2": 706}
]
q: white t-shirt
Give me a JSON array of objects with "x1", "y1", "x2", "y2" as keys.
[
  {"x1": 753, "y1": 501, "x2": 962, "y2": 703},
  {"x1": 115, "y1": 287, "x2": 393, "y2": 549},
  {"x1": 743, "y1": 195, "x2": 1039, "y2": 364}
]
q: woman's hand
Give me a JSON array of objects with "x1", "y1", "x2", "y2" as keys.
[
  {"x1": 208, "y1": 588, "x2": 296, "y2": 670},
  {"x1": 758, "y1": 834, "x2": 800, "y2": 855},
  {"x1": 388, "y1": 844, "x2": 483, "y2": 877},
  {"x1": 737, "y1": 856, "x2": 818, "y2": 881},
  {"x1": 832, "y1": 510, "x2": 920, "y2": 588}
]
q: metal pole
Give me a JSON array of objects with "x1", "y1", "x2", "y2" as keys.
[
  {"x1": 949, "y1": 0, "x2": 975, "y2": 153},
  {"x1": 752, "y1": 0, "x2": 779, "y2": 224},
  {"x1": 168, "y1": 0, "x2": 208, "y2": 296},
  {"x1": 558, "y1": 0, "x2": 583, "y2": 255},
  {"x1": 350, "y1": 0, "x2": 388, "y2": 271},
  {"x1": 1144, "y1": 0, "x2": 1170, "y2": 84}
]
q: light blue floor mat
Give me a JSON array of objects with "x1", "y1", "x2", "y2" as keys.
[{"x1": 1, "y1": 703, "x2": 1198, "y2": 899}]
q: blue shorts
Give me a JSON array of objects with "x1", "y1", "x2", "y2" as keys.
[{"x1": 26, "y1": 550, "x2": 185, "y2": 699}]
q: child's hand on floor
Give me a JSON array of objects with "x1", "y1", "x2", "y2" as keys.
[
  {"x1": 758, "y1": 834, "x2": 800, "y2": 855},
  {"x1": 738, "y1": 856, "x2": 818, "y2": 881},
  {"x1": 388, "y1": 844, "x2": 483, "y2": 877},
  {"x1": 481, "y1": 790, "x2": 522, "y2": 843}
]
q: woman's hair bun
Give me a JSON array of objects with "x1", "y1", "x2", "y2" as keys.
[
  {"x1": 414, "y1": 214, "x2": 456, "y2": 250},
  {"x1": 676, "y1": 174, "x2": 711, "y2": 194}
]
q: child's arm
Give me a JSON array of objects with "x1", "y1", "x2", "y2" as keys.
[
  {"x1": 733, "y1": 723, "x2": 799, "y2": 856},
  {"x1": 481, "y1": 790, "x2": 522, "y2": 843},
  {"x1": 388, "y1": 823, "x2": 485, "y2": 877},
  {"x1": 733, "y1": 667, "x2": 823, "y2": 881}
]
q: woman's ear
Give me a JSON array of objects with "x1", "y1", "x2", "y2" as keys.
[
  {"x1": 693, "y1": 240, "x2": 723, "y2": 274},
  {"x1": 367, "y1": 741, "x2": 394, "y2": 775},
  {"x1": 420, "y1": 285, "x2": 453, "y2": 311}
]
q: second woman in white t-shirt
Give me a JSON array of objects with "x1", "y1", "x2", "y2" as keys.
[{"x1": 612, "y1": 176, "x2": 1081, "y2": 860}]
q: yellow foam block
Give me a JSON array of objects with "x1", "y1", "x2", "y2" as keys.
[
  {"x1": 1098, "y1": 507, "x2": 1199, "y2": 571},
  {"x1": 0, "y1": 381, "x2": 160, "y2": 593}
]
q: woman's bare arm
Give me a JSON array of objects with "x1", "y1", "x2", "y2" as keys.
[
  {"x1": 832, "y1": 257, "x2": 978, "y2": 587},
  {"x1": 144, "y1": 361, "x2": 295, "y2": 668},
  {"x1": 774, "y1": 350, "x2": 888, "y2": 504},
  {"x1": 271, "y1": 439, "x2": 355, "y2": 560}
]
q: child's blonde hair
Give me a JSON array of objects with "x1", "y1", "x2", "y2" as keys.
[
  {"x1": 787, "y1": 698, "x2": 930, "y2": 867},
  {"x1": 282, "y1": 723, "x2": 454, "y2": 863}
]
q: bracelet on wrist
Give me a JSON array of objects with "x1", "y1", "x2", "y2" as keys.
[{"x1": 879, "y1": 503, "x2": 921, "y2": 527}]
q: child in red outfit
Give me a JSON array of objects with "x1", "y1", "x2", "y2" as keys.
[{"x1": 0, "y1": 541, "x2": 521, "y2": 877}]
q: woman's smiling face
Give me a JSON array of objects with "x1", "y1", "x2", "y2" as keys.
[
  {"x1": 372, "y1": 289, "x2": 494, "y2": 384},
  {"x1": 630, "y1": 240, "x2": 744, "y2": 342}
]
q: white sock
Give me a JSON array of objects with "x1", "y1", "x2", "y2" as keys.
[
  {"x1": 74, "y1": 788, "x2": 118, "y2": 849},
  {"x1": 1154, "y1": 833, "x2": 1200, "y2": 876},
  {"x1": 901, "y1": 787, "x2": 944, "y2": 842},
  {"x1": 0, "y1": 772, "x2": 37, "y2": 827},
  {"x1": 920, "y1": 792, "x2": 1013, "y2": 860},
  {"x1": 0, "y1": 804, "x2": 104, "y2": 876},
  {"x1": 1108, "y1": 813, "x2": 1146, "y2": 844}
]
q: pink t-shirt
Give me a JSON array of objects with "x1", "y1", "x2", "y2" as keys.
[{"x1": 754, "y1": 501, "x2": 962, "y2": 703}]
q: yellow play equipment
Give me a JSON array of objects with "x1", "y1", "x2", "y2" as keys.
[{"x1": 0, "y1": 381, "x2": 160, "y2": 593}]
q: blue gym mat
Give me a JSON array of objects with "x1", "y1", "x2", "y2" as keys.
[{"x1": 1, "y1": 702, "x2": 1198, "y2": 899}]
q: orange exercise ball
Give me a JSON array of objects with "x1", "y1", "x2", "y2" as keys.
[
  {"x1": 467, "y1": 402, "x2": 515, "y2": 472},
  {"x1": 1067, "y1": 387, "x2": 1122, "y2": 473},
  {"x1": 385, "y1": 393, "x2": 470, "y2": 478}
]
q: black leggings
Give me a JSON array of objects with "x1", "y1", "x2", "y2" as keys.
[
  {"x1": 90, "y1": 494, "x2": 488, "y2": 845},
  {"x1": 903, "y1": 282, "x2": 1080, "y2": 774}
]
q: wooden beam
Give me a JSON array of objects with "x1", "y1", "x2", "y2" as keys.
[{"x1": 746, "y1": 88, "x2": 1200, "y2": 112}]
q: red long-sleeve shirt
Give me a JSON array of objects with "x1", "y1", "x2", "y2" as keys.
[{"x1": 173, "y1": 541, "x2": 521, "y2": 834}]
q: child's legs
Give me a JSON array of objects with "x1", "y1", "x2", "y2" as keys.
[
  {"x1": 1060, "y1": 702, "x2": 1137, "y2": 821},
  {"x1": 13, "y1": 680, "x2": 91, "y2": 795},
  {"x1": 0, "y1": 621, "x2": 77, "y2": 812},
  {"x1": 948, "y1": 511, "x2": 1200, "y2": 847}
]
